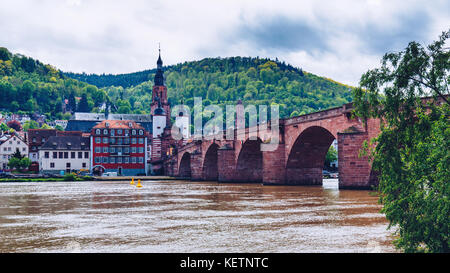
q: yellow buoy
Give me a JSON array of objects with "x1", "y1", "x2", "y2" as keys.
[
  {"x1": 130, "y1": 178, "x2": 135, "y2": 185},
  {"x1": 136, "y1": 179, "x2": 143, "y2": 188}
]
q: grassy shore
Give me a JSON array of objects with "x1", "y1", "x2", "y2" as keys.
[{"x1": 0, "y1": 176, "x2": 93, "y2": 183}]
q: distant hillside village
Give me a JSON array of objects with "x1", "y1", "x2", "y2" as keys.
[{"x1": 0, "y1": 52, "x2": 190, "y2": 177}]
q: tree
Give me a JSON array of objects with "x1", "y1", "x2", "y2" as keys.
[
  {"x1": 0, "y1": 123, "x2": 9, "y2": 132},
  {"x1": 23, "y1": 120, "x2": 39, "y2": 131},
  {"x1": 7, "y1": 120, "x2": 22, "y2": 131},
  {"x1": 324, "y1": 146, "x2": 337, "y2": 168},
  {"x1": 77, "y1": 93, "x2": 90, "y2": 112},
  {"x1": 352, "y1": 30, "x2": 450, "y2": 253}
]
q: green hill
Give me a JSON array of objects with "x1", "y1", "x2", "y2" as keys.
[
  {"x1": 1, "y1": 46, "x2": 354, "y2": 121},
  {"x1": 0, "y1": 47, "x2": 108, "y2": 120},
  {"x1": 66, "y1": 56, "x2": 354, "y2": 118}
]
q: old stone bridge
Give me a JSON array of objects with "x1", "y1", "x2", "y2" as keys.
[{"x1": 163, "y1": 103, "x2": 381, "y2": 189}]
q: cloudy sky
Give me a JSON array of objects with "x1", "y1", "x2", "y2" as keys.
[{"x1": 1, "y1": 0, "x2": 449, "y2": 86}]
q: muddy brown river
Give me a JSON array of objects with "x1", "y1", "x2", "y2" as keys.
[{"x1": 0, "y1": 179, "x2": 397, "y2": 253}]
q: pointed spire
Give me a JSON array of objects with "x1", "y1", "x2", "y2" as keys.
[{"x1": 157, "y1": 43, "x2": 163, "y2": 67}]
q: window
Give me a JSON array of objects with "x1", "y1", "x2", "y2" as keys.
[
  {"x1": 82, "y1": 163, "x2": 86, "y2": 168},
  {"x1": 132, "y1": 130, "x2": 136, "y2": 135},
  {"x1": 103, "y1": 129, "x2": 108, "y2": 135},
  {"x1": 45, "y1": 152, "x2": 49, "y2": 159},
  {"x1": 42, "y1": 138, "x2": 46, "y2": 143},
  {"x1": 125, "y1": 157, "x2": 129, "y2": 164},
  {"x1": 110, "y1": 130, "x2": 115, "y2": 136},
  {"x1": 103, "y1": 157, "x2": 109, "y2": 163},
  {"x1": 95, "y1": 137, "x2": 101, "y2": 144},
  {"x1": 95, "y1": 147, "x2": 100, "y2": 153},
  {"x1": 71, "y1": 152, "x2": 76, "y2": 159},
  {"x1": 66, "y1": 163, "x2": 71, "y2": 168},
  {"x1": 103, "y1": 147, "x2": 108, "y2": 153},
  {"x1": 117, "y1": 129, "x2": 122, "y2": 135},
  {"x1": 139, "y1": 130, "x2": 143, "y2": 135},
  {"x1": 32, "y1": 137, "x2": 36, "y2": 143},
  {"x1": 124, "y1": 147, "x2": 129, "y2": 154},
  {"x1": 139, "y1": 157, "x2": 143, "y2": 163},
  {"x1": 139, "y1": 138, "x2": 144, "y2": 144},
  {"x1": 110, "y1": 157, "x2": 115, "y2": 164},
  {"x1": 117, "y1": 138, "x2": 123, "y2": 145},
  {"x1": 132, "y1": 138, "x2": 136, "y2": 144},
  {"x1": 78, "y1": 152, "x2": 83, "y2": 158},
  {"x1": 110, "y1": 138, "x2": 116, "y2": 144},
  {"x1": 125, "y1": 130, "x2": 129, "y2": 136},
  {"x1": 124, "y1": 138, "x2": 130, "y2": 144},
  {"x1": 50, "y1": 162, "x2": 55, "y2": 168},
  {"x1": 96, "y1": 129, "x2": 101, "y2": 135},
  {"x1": 138, "y1": 147, "x2": 144, "y2": 153},
  {"x1": 110, "y1": 147, "x2": 116, "y2": 154},
  {"x1": 103, "y1": 137, "x2": 108, "y2": 144},
  {"x1": 95, "y1": 157, "x2": 100, "y2": 164},
  {"x1": 64, "y1": 152, "x2": 68, "y2": 159},
  {"x1": 84, "y1": 152, "x2": 89, "y2": 158},
  {"x1": 117, "y1": 147, "x2": 122, "y2": 154},
  {"x1": 59, "y1": 152, "x2": 63, "y2": 158},
  {"x1": 132, "y1": 147, "x2": 136, "y2": 153},
  {"x1": 117, "y1": 157, "x2": 122, "y2": 164},
  {"x1": 53, "y1": 152, "x2": 58, "y2": 158},
  {"x1": 22, "y1": 147, "x2": 26, "y2": 152}
]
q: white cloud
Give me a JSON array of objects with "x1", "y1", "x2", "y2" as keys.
[{"x1": 0, "y1": 0, "x2": 448, "y2": 86}]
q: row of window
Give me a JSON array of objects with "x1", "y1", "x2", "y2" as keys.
[
  {"x1": 49, "y1": 162, "x2": 87, "y2": 169},
  {"x1": 94, "y1": 157, "x2": 144, "y2": 164},
  {"x1": 2, "y1": 147, "x2": 27, "y2": 152},
  {"x1": 95, "y1": 128, "x2": 144, "y2": 136},
  {"x1": 94, "y1": 147, "x2": 145, "y2": 154},
  {"x1": 44, "y1": 151, "x2": 89, "y2": 159},
  {"x1": 94, "y1": 137, "x2": 145, "y2": 145}
]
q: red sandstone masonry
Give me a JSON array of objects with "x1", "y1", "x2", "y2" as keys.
[{"x1": 165, "y1": 103, "x2": 381, "y2": 189}]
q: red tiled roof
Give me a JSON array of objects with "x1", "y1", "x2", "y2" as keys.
[{"x1": 93, "y1": 120, "x2": 145, "y2": 130}]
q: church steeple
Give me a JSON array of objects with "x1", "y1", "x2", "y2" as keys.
[{"x1": 154, "y1": 44, "x2": 164, "y2": 86}]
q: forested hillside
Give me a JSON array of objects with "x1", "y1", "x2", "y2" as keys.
[
  {"x1": 67, "y1": 57, "x2": 354, "y2": 118},
  {"x1": 0, "y1": 47, "x2": 107, "y2": 120},
  {"x1": 1, "y1": 46, "x2": 354, "y2": 121}
]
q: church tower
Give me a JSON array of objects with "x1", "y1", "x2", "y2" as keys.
[{"x1": 151, "y1": 47, "x2": 171, "y2": 126}]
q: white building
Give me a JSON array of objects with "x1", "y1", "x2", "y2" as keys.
[
  {"x1": 54, "y1": 120, "x2": 68, "y2": 130},
  {"x1": 39, "y1": 135, "x2": 90, "y2": 175},
  {"x1": 0, "y1": 133, "x2": 28, "y2": 170}
]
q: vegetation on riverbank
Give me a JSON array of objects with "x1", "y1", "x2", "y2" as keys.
[
  {"x1": 0, "y1": 175, "x2": 93, "y2": 183},
  {"x1": 353, "y1": 29, "x2": 449, "y2": 253}
]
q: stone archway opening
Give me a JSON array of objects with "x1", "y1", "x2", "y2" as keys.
[
  {"x1": 235, "y1": 138, "x2": 263, "y2": 183},
  {"x1": 179, "y1": 152, "x2": 192, "y2": 178},
  {"x1": 286, "y1": 126, "x2": 336, "y2": 185},
  {"x1": 203, "y1": 143, "x2": 219, "y2": 181}
]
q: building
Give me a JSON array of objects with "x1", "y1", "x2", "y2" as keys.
[
  {"x1": 90, "y1": 120, "x2": 149, "y2": 176},
  {"x1": 28, "y1": 129, "x2": 82, "y2": 163},
  {"x1": 54, "y1": 120, "x2": 68, "y2": 130},
  {"x1": 0, "y1": 133, "x2": 28, "y2": 170},
  {"x1": 39, "y1": 135, "x2": 90, "y2": 175},
  {"x1": 65, "y1": 113, "x2": 106, "y2": 132}
]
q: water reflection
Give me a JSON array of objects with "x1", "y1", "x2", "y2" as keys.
[{"x1": 0, "y1": 179, "x2": 396, "y2": 253}]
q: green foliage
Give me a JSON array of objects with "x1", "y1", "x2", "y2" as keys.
[
  {"x1": 352, "y1": 29, "x2": 450, "y2": 253},
  {"x1": 0, "y1": 47, "x2": 108, "y2": 119},
  {"x1": 63, "y1": 173, "x2": 77, "y2": 181},
  {"x1": 0, "y1": 123, "x2": 10, "y2": 131},
  {"x1": 324, "y1": 145, "x2": 338, "y2": 168},
  {"x1": 66, "y1": 57, "x2": 354, "y2": 118},
  {"x1": 22, "y1": 120, "x2": 39, "y2": 131}
]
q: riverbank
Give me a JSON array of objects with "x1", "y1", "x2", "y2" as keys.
[{"x1": 0, "y1": 175, "x2": 179, "y2": 183}]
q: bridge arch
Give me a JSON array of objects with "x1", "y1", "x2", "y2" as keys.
[
  {"x1": 286, "y1": 126, "x2": 335, "y2": 185},
  {"x1": 235, "y1": 138, "x2": 263, "y2": 183},
  {"x1": 178, "y1": 152, "x2": 192, "y2": 178},
  {"x1": 202, "y1": 143, "x2": 220, "y2": 181}
]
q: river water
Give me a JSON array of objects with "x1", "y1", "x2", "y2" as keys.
[{"x1": 0, "y1": 179, "x2": 397, "y2": 253}]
